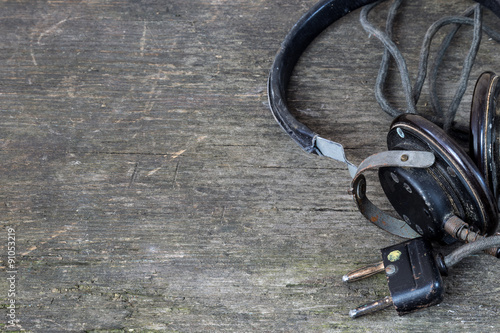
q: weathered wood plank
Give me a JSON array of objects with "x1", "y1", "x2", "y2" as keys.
[{"x1": 0, "y1": 0, "x2": 500, "y2": 331}]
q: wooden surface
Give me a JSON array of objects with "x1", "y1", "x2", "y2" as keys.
[{"x1": 1, "y1": 0, "x2": 500, "y2": 331}]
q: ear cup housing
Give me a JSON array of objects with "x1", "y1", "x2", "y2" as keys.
[
  {"x1": 470, "y1": 72, "x2": 500, "y2": 207},
  {"x1": 379, "y1": 166, "x2": 457, "y2": 243},
  {"x1": 379, "y1": 114, "x2": 498, "y2": 242}
]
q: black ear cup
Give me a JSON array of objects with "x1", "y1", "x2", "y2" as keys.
[
  {"x1": 379, "y1": 114, "x2": 498, "y2": 243},
  {"x1": 470, "y1": 72, "x2": 500, "y2": 206},
  {"x1": 377, "y1": 73, "x2": 500, "y2": 243}
]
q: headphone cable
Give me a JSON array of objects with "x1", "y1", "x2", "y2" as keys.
[
  {"x1": 360, "y1": 0, "x2": 500, "y2": 131},
  {"x1": 445, "y1": 235, "x2": 500, "y2": 267}
]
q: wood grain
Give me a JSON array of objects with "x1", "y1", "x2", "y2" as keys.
[{"x1": 0, "y1": 0, "x2": 500, "y2": 331}]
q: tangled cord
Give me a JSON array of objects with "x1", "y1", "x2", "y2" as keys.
[
  {"x1": 361, "y1": 0, "x2": 500, "y2": 266},
  {"x1": 360, "y1": 0, "x2": 500, "y2": 130}
]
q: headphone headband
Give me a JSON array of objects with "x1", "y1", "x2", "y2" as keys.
[{"x1": 268, "y1": 0, "x2": 500, "y2": 158}]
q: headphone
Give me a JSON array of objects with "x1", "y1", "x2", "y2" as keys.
[{"x1": 268, "y1": 0, "x2": 500, "y2": 246}]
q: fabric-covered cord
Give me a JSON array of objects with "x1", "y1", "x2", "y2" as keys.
[
  {"x1": 362, "y1": 0, "x2": 500, "y2": 128},
  {"x1": 360, "y1": 0, "x2": 417, "y2": 114},
  {"x1": 444, "y1": 236, "x2": 500, "y2": 268},
  {"x1": 429, "y1": 6, "x2": 477, "y2": 125},
  {"x1": 429, "y1": 11, "x2": 500, "y2": 128},
  {"x1": 414, "y1": 5, "x2": 483, "y2": 131},
  {"x1": 373, "y1": 0, "x2": 404, "y2": 117},
  {"x1": 361, "y1": 1, "x2": 481, "y2": 119},
  {"x1": 445, "y1": 7, "x2": 482, "y2": 131}
]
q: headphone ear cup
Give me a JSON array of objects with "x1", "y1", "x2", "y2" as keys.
[
  {"x1": 470, "y1": 72, "x2": 500, "y2": 204},
  {"x1": 379, "y1": 114, "x2": 498, "y2": 242}
]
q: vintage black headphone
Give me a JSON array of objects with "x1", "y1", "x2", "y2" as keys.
[
  {"x1": 268, "y1": 0, "x2": 500, "y2": 244},
  {"x1": 268, "y1": 0, "x2": 500, "y2": 317}
]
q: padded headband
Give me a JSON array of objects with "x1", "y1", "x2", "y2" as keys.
[{"x1": 268, "y1": 0, "x2": 500, "y2": 157}]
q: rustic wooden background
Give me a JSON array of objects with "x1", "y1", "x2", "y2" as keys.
[{"x1": 1, "y1": 0, "x2": 500, "y2": 331}]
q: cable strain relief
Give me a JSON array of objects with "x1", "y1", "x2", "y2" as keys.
[{"x1": 435, "y1": 253, "x2": 448, "y2": 276}]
